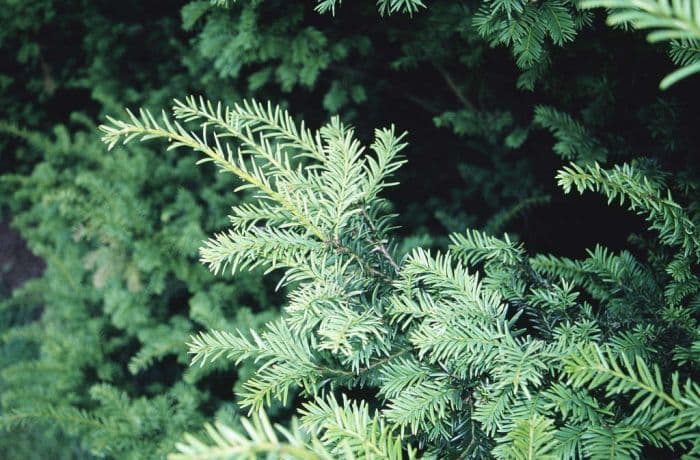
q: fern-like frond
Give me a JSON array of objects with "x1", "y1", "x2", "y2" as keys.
[
  {"x1": 533, "y1": 106, "x2": 607, "y2": 163},
  {"x1": 169, "y1": 411, "x2": 332, "y2": 460},
  {"x1": 449, "y1": 230, "x2": 524, "y2": 267},
  {"x1": 491, "y1": 415, "x2": 559, "y2": 460},
  {"x1": 99, "y1": 103, "x2": 328, "y2": 241},
  {"x1": 557, "y1": 162, "x2": 700, "y2": 257},
  {"x1": 315, "y1": 0, "x2": 426, "y2": 16},
  {"x1": 299, "y1": 394, "x2": 415, "y2": 459},
  {"x1": 383, "y1": 378, "x2": 462, "y2": 437},
  {"x1": 199, "y1": 227, "x2": 321, "y2": 276},
  {"x1": 188, "y1": 329, "x2": 259, "y2": 367},
  {"x1": 563, "y1": 343, "x2": 700, "y2": 445}
]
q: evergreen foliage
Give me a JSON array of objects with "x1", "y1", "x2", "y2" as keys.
[
  {"x1": 99, "y1": 93, "x2": 700, "y2": 458},
  {"x1": 0, "y1": 116, "x2": 277, "y2": 458},
  {"x1": 580, "y1": 0, "x2": 700, "y2": 88},
  {"x1": 473, "y1": 0, "x2": 587, "y2": 85},
  {"x1": 2, "y1": 0, "x2": 700, "y2": 458}
]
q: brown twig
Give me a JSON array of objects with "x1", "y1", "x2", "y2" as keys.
[
  {"x1": 433, "y1": 62, "x2": 475, "y2": 111},
  {"x1": 328, "y1": 238, "x2": 394, "y2": 283},
  {"x1": 359, "y1": 206, "x2": 401, "y2": 274}
]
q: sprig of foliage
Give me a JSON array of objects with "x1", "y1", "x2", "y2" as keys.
[
  {"x1": 170, "y1": 411, "x2": 332, "y2": 460},
  {"x1": 101, "y1": 98, "x2": 700, "y2": 458},
  {"x1": 557, "y1": 162, "x2": 700, "y2": 257},
  {"x1": 314, "y1": 0, "x2": 426, "y2": 16},
  {"x1": 533, "y1": 106, "x2": 607, "y2": 163},
  {"x1": 473, "y1": 0, "x2": 590, "y2": 87},
  {"x1": 580, "y1": 0, "x2": 700, "y2": 88}
]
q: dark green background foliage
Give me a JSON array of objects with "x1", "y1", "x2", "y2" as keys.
[{"x1": 1, "y1": 0, "x2": 699, "y2": 458}]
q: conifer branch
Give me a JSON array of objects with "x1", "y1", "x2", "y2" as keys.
[
  {"x1": 557, "y1": 162, "x2": 700, "y2": 258},
  {"x1": 169, "y1": 412, "x2": 330, "y2": 460},
  {"x1": 99, "y1": 106, "x2": 328, "y2": 241},
  {"x1": 581, "y1": 0, "x2": 700, "y2": 87}
]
